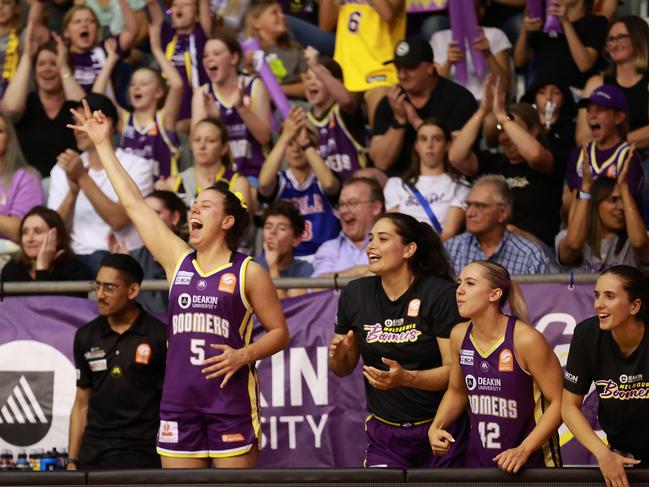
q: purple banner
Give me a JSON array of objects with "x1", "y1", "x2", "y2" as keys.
[{"x1": 0, "y1": 283, "x2": 601, "y2": 466}]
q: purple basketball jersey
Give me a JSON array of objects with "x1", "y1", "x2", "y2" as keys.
[
  {"x1": 161, "y1": 22, "x2": 208, "y2": 121},
  {"x1": 120, "y1": 111, "x2": 179, "y2": 178},
  {"x1": 163, "y1": 250, "x2": 260, "y2": 417},
  {"x1": 206, "y1": 76, "x2": 267, "y2": 179},
  {"x1": 460, "y1": 316, "x2": 560, "y2": 468},
  {"x1": 307, "y1": 104, "x2": 366, "y2": 181}
]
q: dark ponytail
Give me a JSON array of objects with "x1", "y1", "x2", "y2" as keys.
[
  {"x1": 378, "y1": 212, "x2": 454, "y2": 282},
  {"x1": 206, "y1": 182, "x2": 250, "y2": 251}
]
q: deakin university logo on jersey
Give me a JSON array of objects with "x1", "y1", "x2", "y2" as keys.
[{"x1": 0, "y1": 372, "x2": 53, "y2": 446}]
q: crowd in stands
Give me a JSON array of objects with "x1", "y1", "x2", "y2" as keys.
[{"x1": 2, "y1": 0, "x2": 649, "y2": 307}]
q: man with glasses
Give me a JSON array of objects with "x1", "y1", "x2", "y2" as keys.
[
  {"x1": 312, "y1": 177, "x2": 385, "y2": 277},
  {"x1": 67, "y1": 254, "x2": 166, "y2": 470},
  {"x1": 444, "y1": 175, "x2": 548, "y2": 276}
]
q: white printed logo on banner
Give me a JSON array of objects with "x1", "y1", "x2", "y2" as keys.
[{"x1": 0, "y1": 341, "x2": 75, "y2": 449}]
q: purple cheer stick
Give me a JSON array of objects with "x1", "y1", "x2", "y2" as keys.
[
  {"x1": 544, "y1": 0, "x2": 563, "y2": 37},
  {"x1": 448, "y1": 0, "x2": 467, "y2": 85},
  {"x1": 240, "y1": 36, "x2": 292, "y2": 119},
  {"x1": 461, "y1": 0, "x2": 486, "y2": 79},
  {"x1": 526, "y1": 0, "x2": 543, "y2": 20}
]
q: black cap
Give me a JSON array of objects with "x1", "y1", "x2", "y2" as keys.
[
  {"x1": 384, "y1": 37, "x2": 434, "y2": 68},
  {"x1": 77, "y1": 93, "x2": 119, "y2": 125}
]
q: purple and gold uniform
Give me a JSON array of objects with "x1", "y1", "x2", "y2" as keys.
[
  {"x1": 205, "y1": 76, "x2": 267, "y2": 180},
  {"x1": 460, "y1": 316, "x2": 561, "y2": 468},
  {"x1": 261, "y1": 169, "x2": 340, "y2": 256},
  {"x1": 157, "y1": 250, "x2": 260, "y2": 458},
  {"x1": 120, "y1": 111, "x2": 180, "y2": 178},
  {"x1": 161, "y1": 22, "x2": 208, "y2": 121},
  {"x1": 307, "y1": 104, "x2": 368, "y2": 181},
  {"x1": 71, "y1": 37, "x2": 124, "y2": 92}
]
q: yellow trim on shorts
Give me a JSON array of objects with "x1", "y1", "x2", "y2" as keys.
[
  {"x1": 370, "y1": 414, "x2": 434, "y2": 427},
  {"x1": 157, "y1": 448, "x2": 209, "y2": 459},
  {"x1": 209, "y1": 443, "x2": 254, "y2": 458}
]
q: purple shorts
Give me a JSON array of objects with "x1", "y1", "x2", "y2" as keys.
[
  {"x1": 156, "y1": 409, "x2": 260, "y2": 458},
  {"x1": 365, "y1": 414, "x2": 467, "y2": 468}
]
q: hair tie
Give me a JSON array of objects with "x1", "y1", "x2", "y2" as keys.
[{"x1": 232, "y1": 191, "x2": 248, "y2": 209}]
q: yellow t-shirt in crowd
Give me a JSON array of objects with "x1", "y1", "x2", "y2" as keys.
[{"x1": 333, "y1": 0, "x2": 406, "y2": 92}]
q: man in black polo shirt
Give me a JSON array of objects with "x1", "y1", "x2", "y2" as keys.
[
  {"x1": 67, "y1": 254, "x2": 166, "y2": 470},
  {"x1": 369, "y1": 37, "x2": 477, "y2": 177}
]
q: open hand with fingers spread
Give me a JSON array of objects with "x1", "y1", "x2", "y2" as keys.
[{"x1": 201, "y1": 343, "x2": 251, "y2": 389}]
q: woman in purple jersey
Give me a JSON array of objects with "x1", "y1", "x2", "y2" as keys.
[
  {"x1": 428, "y1": 261, "x2": 563, "y2": 472},
  {"x1": 69, "y1": 100, "x2": 290, "y2": 468}
]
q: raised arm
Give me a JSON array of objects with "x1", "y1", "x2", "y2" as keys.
[
  {"x1": 258, "y1": 107, "x2": 302, "y2": 197},
  {"x1": 238, "y1": 78, "x2": 272, "y2": 145},
  {"x1": 296, "y1": 122, "x2": 340, "y2": 195},
  {"x1": 473, "y1": 28, "x2": 511, "y2": 95},
  {"x1": 117, "y1": 0, "x2": 138, "y2": 52},
  {"x1": 2, "y1": 24, "x2": 33, "y2": 121},
  {"x1": 91, "y1": 38, "x2": 120, "y2": 97},
  {"x1": 558, "y1": 150, "x2": 592, "y2": 264},
  {"x1": 368, "y1": 88, "x2": 407, "y2": 171},
  {"x1": 618, "y1": 147, "x2": 649, "y2": 264},
  {"x1": 513, "y1": 14, "x2": 541, "y2": 69},
  {"x1": 53, "y1": 33, "x2": 86, "y2": 101},
  {"x1": 553, "y1": 3, "x2": 599, "y2": 73},
  {"x1": 146, "y1": 0, "x2": 164, "y2": 27},
  {"x1": 317, "y1": 0, "x2": 339, "y2": 32},
  {"x1": 198, "y1": 0, "x2": 213, "y2": 37},
  {"x1": 304, "y1": 46, "x2": 356, "y2": 113},
  {"x1": 68, "y1": 101, "x2": 190, "y2": 275},
  {"x1": 493, "y1": 323, "x2": 563, "y2": 473},
  {"x1": 492, "y1": 78, "x2": 554, "y2": 174},
  {"x1": 150, "y1": 22, "x2": 184, "y2": 132}
]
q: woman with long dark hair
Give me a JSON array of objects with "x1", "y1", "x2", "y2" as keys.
[
  {"x1": 329, "y1": 212, "x2": 467, "y2": 468},
  {"x1": 557, "y1": 148, "x2": 649, "y2": 271},
  {"x1": 383, "y1": 119, "x2": 470, "y2": 241},
  {"x1": 429, "y1": 260, "x2": 562, "y2": 472},
  {"x1": 1, "y1": 206, "x2": 92, "y2": 295},
  {"x1": 563, "y1": 265, "x2": 649, "y2": 486},
  {"x1": 68, "y1": 100, "x2": 289, "y2": 468}
]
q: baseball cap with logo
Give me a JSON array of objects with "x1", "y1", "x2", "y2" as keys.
[
  {"x1": 384, "y1": 37, "x2": 434, "y2": 68},
  {"x1": 577, "y1": 84, "x2": 628, "y2": 113}
]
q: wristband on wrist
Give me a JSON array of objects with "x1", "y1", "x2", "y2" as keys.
[
  {"x1": 68, "y1": 458, "x2": 79, "y2": 466},
  {"x1": 300, "y1": 141, "x2": 313, "y2": 151},
  {"x1": 390, "y1": 119, "x2": 408, "y2": 129},
  {"x1": 577, "y1": 190, "x2": 592, "y2": 200}
]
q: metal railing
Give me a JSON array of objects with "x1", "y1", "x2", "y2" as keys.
[{"x1": 0, "y1": 274, "x2": 599, "y2": 295}]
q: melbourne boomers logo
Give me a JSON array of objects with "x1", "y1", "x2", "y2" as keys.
[{"x1": 0, "y1": 372, "x2": 53, "y2": 445}]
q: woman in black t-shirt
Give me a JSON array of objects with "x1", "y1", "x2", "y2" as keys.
[
  {"x1": 329, "y1": 212, "x2": 466, "y2": 468},
  {"x1": 577, "y1": 16, "x2": 649, "y2": 148},
  {"x1": 563, "y1": 265, "x2": 649, "y2": 486}
]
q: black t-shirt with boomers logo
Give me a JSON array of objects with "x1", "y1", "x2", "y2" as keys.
[
  {"x1": 335, "y1": 275, "x2": 461, "y2": 423},
  {"x1": 564, "y1": 317, "x2": 649, "y2": 462}
]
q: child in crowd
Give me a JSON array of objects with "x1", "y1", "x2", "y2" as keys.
[
  {"x1": 566, "y1": 85, "x2": 643, "y2": 197},
  {"x1": 156, "y1": 117, "x2": 251, "y2": 211},
  {"x1": 384, "y1": 118, "x2": 469, "y2": 241},
  {"x1": 192, "y1": 30, "x2": 272, "y2": 187},
  {"x1": 93, "y1": 24, "x2": 184, "y2": 179},
  {"x1": 304, "y1": 47, "x2": 368, "y2": 182},
  {"x1": 60, "y1": 4, "x2": 138, "y2": 93},
  {"x1": 244, "y1": 0, "x2": 307, "y2": 99},
  {"x1": 148, "y1": 0, "x2": 212, "y2": 131},
  {"x1": 256, "y1": 200, "x2": 314, "y2": 298},
  {"x1": 258, "y1": 107, "x2": 340, "y2": 258}
]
